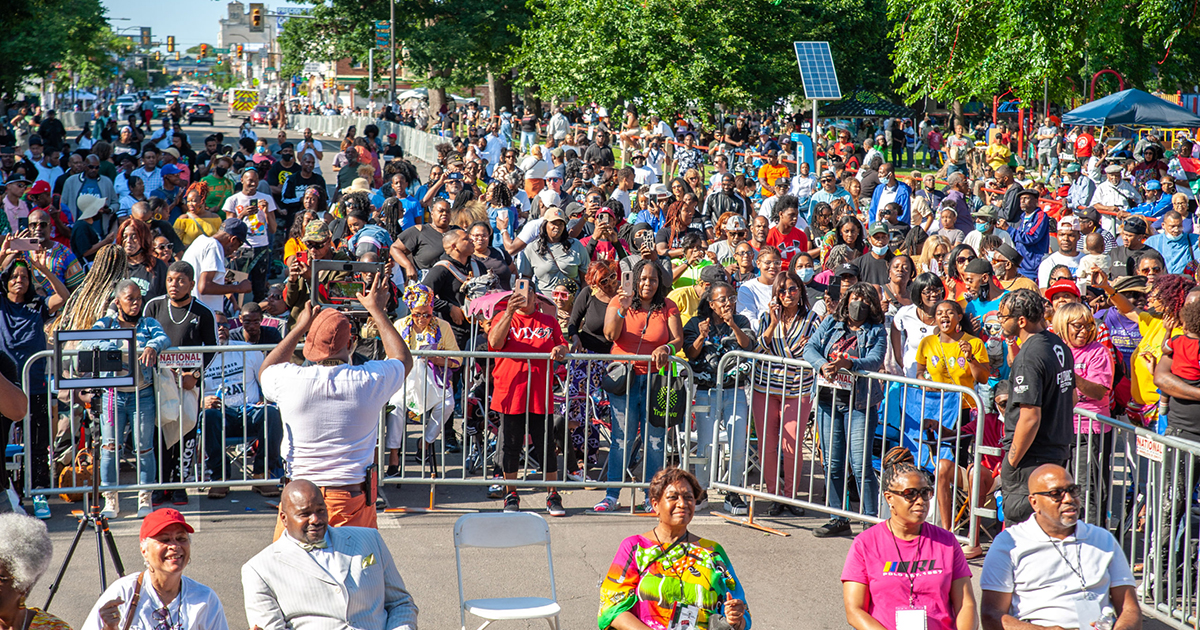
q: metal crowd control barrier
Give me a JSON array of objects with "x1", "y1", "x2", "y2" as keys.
[
  {"x1": 291, "y1": 114, "x2": 444, "y2": 166},
  {"x1": 19, "y1": 346, "x2": 692, "y2": 515},
  {"x1": 1071, "y1": 409, "x2": 1200, "y2": 630},
  {"x1": 705, "y1": 350, "x2": 991, "y2": 546}
]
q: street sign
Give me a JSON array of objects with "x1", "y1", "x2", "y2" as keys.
[{"x1": 303, "y1": 62, "x2": 321, "y2": 75}]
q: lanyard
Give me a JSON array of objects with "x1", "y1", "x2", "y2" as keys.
[
  {"x1": 886, "y1": 521, "x2": 924, "y2": 607},
  {"x1": 1048, "y1": 536, "x2": 1089, "y2": 592}
]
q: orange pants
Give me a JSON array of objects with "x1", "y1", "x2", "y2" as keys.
[{"x1": 273, "y1": 486, "x2": 377, "y2": 541}]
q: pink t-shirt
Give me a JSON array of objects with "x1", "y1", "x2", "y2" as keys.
[
  {"x1": 841, "y1": 521, "x2": 972, "y2": 630},
  {"x1": 1071, "y1": 340, "x2": 1113, "y2": 433}
]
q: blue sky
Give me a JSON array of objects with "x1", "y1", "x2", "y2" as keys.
[{"x1": 102, "y1": 0, "x2": 230, "y2": 49}]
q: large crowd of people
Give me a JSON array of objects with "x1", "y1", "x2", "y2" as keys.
[{"x1": 0, "y1": 98, "x2": 1197, "y2": 630}]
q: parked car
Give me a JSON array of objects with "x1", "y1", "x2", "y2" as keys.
[
  {"x1": 115, "y1": 95, "x2": 138, "y2": 117},
  {"x1": 187, "y1": 103, "x2": 214, "y2": 125},
  {"x1": 250, "y1": 105, "x2": 270, "y2": 125}
]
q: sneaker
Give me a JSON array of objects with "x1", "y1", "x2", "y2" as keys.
[
  {"x1": 786, "y1": 504, "x2": 807, "y2": 517},
  {"x1": 385, "y1": 465, "x2": 400, "y2": 478},
  {"x1": 546, "y1": 492, "x2": 566, "y2": 517},
  {"x1": 592, "y1": 496, "x2": 619, "y2": 512},
  {"x1": 723, "y1": 493, "x2": 748, "y2": 516},
  {"x1": 375, "y1": 493, "x2": 390, "y2": 510},
  {"x1": 767, "y1": 501, "x2": 785, "y2": 516},
  {"x1": 813, "y1": 520, "x2": 852, "y2": 538},
  {"x1": 136, "y1": 492, "x2": 153, "y2": 518},
  {"x1": 207, "y1": 486, "x2": 229, "y2": 499},
  {"x1": 101, "y1": 492, "x2": 120, "y2": 518},
  {"x1": 32, "y1": 496, "x2": 51, "y2": 519},
  {"x1": 503, "y1": 492, "x2": 520, "y2": 513},
  {"x1": 487, "y1": 483, "x2": 505, "y2": 499},
  {"x1": 171, "y1": 489, "x2": 188, "y2": 505},
  {"x1": 150, "y1": 490, "x2": 167, "y2": 507}
]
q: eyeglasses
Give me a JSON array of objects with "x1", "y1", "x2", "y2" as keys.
[
  {"x1": 760, "y1": 260, "x2": 782, "y2": 268},
  {"x1": 887, "y1": 486, "x2": 934, "y2": 503},
  {"x1": 411, "y1": 312, "x2": 433, "y2": 320},
  {"x1": 1139, "y1": 266, "x2": 1164, "y2": 274},
  {"x1": 601, "y1": 273, "x2": 618, "y2": 284},
  {"x1": 735, "y1": 250, "x2": 753, "y2": 257},
  {"x1": 711, "y1": 296, "x2": 736, "y2": 304},
  {"x1": 1032, "y1": 484, "x2": 1082, "y2": 502}
]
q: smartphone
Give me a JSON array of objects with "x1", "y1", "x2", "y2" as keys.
[
  {"x1": 639, "y1": 232, "x2": 655, "y2": 251},
  {"x1": 326, "y1": 281, "x2": 366, "y2": 302},
  {"x1": 620, "y1": 270, "x2": 634, "y2": 295},
  {"x1": 17, "y1": 218, "x2": 29, "y2": 232},
  {"x1": 514, "y1": 278, "x2": 532, "y2": 304},
  {"x1": 8, "y1": 238, "x2": 40, "y2": 251}
]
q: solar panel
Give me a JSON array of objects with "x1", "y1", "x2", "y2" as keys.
[{"x1": 794, "y1": 41, "x2": 842, "y2": 101}]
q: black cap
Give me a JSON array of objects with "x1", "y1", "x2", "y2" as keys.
[
  {"x1": 834, "y1": 262, "x2": 860, "y2": 278},
  {"x1": 28, "y1": 135, "x2": 42, "y2": 146},
  {"x1": 1016, "y1": 188, "x2": 1039, "y2": 199},
  {"x1": 1122, "y1": 216, "x2": 1148, "y2": 235},
  {"x1": 963, "y1": 258, "x2": 993, "y2": 275},
  {"x1": 996, "y1": 243, "x2": 1022, "y2": 264},
  {"x1": 220, "y1": 217, "x2": 249, "y2": 243},
  {"x1": 1076, "y1": 207, "x2": 1100, "y2": 223}
]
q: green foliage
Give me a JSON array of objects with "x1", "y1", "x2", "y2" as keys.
[
  {"x1": 888, "y1": 0, "x2": 1200, "y2": 105},
  {"x1": 0, "y1": 0, "x2": 108, "y2": 101},
  {"x1": 513, "y1": 0, "x2": 891, "y2": 117}
]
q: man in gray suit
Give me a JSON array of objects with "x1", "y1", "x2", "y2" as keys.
[{"x1": 242, "y1": 481, "x2": 419, "y2": 630}]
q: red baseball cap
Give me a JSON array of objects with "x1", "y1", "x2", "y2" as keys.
[
  {"x1": 387, "y1": 133, "x2": 397, "y2": 139},
  {"x1": 26, "y1": 180, "x2": 50, "y2": 196},
  {"x1": 140, "y1": 508, "x2": 194, "y2": 539},
  {"x1": 1045, "y1": 278, "x2": 1080, "y2": 301}
]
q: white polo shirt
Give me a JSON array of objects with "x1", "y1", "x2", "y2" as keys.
[{"x1": 980, "y1": 517, "x2": 1136, "y2": 629}]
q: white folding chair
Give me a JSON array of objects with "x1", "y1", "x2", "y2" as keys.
[{"x1": 454, "y1": 512, "x2": 561, "y2": 630}]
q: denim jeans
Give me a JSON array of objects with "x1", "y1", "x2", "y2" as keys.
[
  {"x1": 604, "y1": 373, "x2": 665, "y2": 501},
  {"x1": 520, "y1": 130, "x2": 537, "y2": 154},
  {"x1": 815, "y1": 400, "x2": 879, "y2": 522},
  {"x1": 694, "y1": 388, "x2": 749, "y2": 489},
  {"x1": 100, "y1": 388, "x2": 157, "y2": 487},
  {"x1": 946, "y1": 162, "x2": 968, "y2": 177},
  {"x1": 202, "y1": 404, "x2": 283, "y2": 479}
]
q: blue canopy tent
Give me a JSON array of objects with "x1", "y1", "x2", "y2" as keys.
[{"x1": 1061, "y1": 88, "x2": 1200, "y2": 128}]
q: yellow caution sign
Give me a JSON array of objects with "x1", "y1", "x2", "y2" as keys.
[{"x1": 231, "y1": 90, "x2": 258, "y2": 113}]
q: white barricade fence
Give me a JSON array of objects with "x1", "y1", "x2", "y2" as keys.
[
  {"x1": 18, "y1": 347, "x2": 693, "y2": 512},
  {"x1": 704, "y1": 350, "x2": 991, "y2": 548},
  {"x1": 291, "y1": 114, "x2": 445, "y2": 166}
]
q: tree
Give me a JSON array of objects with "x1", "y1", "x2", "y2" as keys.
[
  {"x1": 0, "y1": 0, "x2": 108, "y2": 102},
  {"x1": 58, "y1": 27, "x2": 134, "y2": 93},
  {"x1": 888, "y1": 0, "x2": 1200, "y2": 106},
  {"x1": 513, "y1": 0, "x2": 892, "y2": 118}
]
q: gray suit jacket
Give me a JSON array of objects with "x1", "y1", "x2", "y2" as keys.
[
  {"x1": 60, "y1": 172, "x2": 119, "y2": 217},
  {"x1": 242, "y1": 526, "x2": 418, "y2": 630}
]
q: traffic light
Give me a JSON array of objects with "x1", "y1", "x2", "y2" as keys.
[
  {"x1": 200, "y1": 44, "x2": 208, "y2": 57},
  {"x1": 154, "y1": 51, "x2": 160, "y2": 61},
  {"x1": 236, "y1": 44, "x2": 244, "y2": 58},
  {"x1": 249, "y1": 3, "x2": 264, "y2": 32},
  {"x1": 175, "y1": 51, "x2": 180, "y2": 61},
  {"x1": 167, "y1": 36, "x2": 175, "y2": 52}
]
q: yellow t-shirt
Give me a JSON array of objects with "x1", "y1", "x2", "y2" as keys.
[
  {"x1": 173, "y1": 214, "x2": 222, "y2": 248},
  {"x1": 284, "y1": 237, "x2": 308, "y2": 263},
  {"x1": 986, "y1": 144, "x2": 1012, "y2": 170},
  {"x1": 1132, "y1": 312, "x2": 1180, "y2": 406},
  {"x1": 667, "y1": 285, "x2": 702, "y2": 326},
  {"x1": 916, "y1": 332, "x2": 989, "y2": 408}
]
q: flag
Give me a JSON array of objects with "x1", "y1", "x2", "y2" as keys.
[{"x1": 1178, "y1": 156, "x2": 1200, "y2": 196}]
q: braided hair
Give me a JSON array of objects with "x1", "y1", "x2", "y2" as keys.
[
  {"x1": 880, "y1": 446, "x2": 925, "y2": 492},
  {"x1": 55, "y1": 244, "x2": 128, "y2": 332}
]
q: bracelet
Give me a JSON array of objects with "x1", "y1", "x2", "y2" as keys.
[
  {"x1": 665, "y1": 343, "x2": 676, "y2": 354},
  {"x1": 616, "y1": 309, "x2": 626, "y2": 318}
]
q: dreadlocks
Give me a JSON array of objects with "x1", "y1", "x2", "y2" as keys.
[
  {"x1": 55, "y1": 244, "x2": 127, "y2": 332},
  {"x1": 880, "y1": 446, "x2": 925, "y2": 491},
  {"x1": 1151, "y1": 273, "x2": 1197, "y2": 320},
  {"x1": 379, "y1": 197, "x2": 403, "y2": 238}
]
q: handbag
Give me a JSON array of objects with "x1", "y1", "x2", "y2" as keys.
[
  {"x1": 600, "y1": 310, "x2": 650, "y2": 396},
  {"x1": 648, "y1": 364, "x2": 688, "y2": 429}
]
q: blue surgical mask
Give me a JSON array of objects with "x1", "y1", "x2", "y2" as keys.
[
  {"x1": 872, "y1": 244, "x2": 890, "y2": 256},
  {"x1": 975, "y1": 221, "x2": 991, "y2": 233},
  {"x1": 797, "y1": 268, "x2": 815, "y2": 283},
  {"x1": 1168, "y1": 231, "x2": 1186, "y2": 242}
]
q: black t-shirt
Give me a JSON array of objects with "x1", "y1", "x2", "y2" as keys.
[
  {"x1": 266, "y1": 161, "x2": 301, "y2": 194},
  {"x1": 728, "y1": 126, "x2": 751, "y2": 144},
  {"x1": 128, "y1": 259, "x2": 168, "y2": 302},
  {"x1": 567, "y1": 286, "x2": 613, "y2": 355},
  {"x1": 472, "y1": 247, "x2": 512, "y2": 291},
  {"x1": 279, "y1": 171, "x2": 327, "y2": 214},
  {"x1": 682, "y1": 312, "x2": 753, "y2": 389},
  {"x1": 71, "y1": 219, "x2": 102, "y2": 262},
  {"x1": 851, "y1": 253, "x2": 893, "y2": 286},
  {"x1": 583, "y1": 144, "x2": 615, "y2": 167},
  {"x1": 655, "y1": 226, "x2": 705, "y2": 251},
  {"x1": 384, "y1": 144, "x2": 404, "y2": 159},
  {"x1": 1108, "y1": 245, "x2": 1147, "y2": 278},
  {"x1": 142, "y1": 295, "x2": 219, "y2": 365},
  {"x1": 1003, "y1": 330, "x2": 1075, "y2": 462},
  {"x1": 400, "y1": 225, "x2": 448, "y2": 270}
]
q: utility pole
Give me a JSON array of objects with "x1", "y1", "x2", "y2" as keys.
[
  {"x1": 368, "y1": 49, "x2": 374, "y2": 116},
  {"x1": 389, "y1": 0, "x2": 396, "y2": 105}
]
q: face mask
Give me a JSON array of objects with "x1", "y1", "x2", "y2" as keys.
[
  {"x1": 119, "y1": 309, "x2": 141, "y2": 324},
  {"x1": 871, "y1": 244, "x2": 889, "y2": 256},
  {"x1": 1167, "y1": 231, "x2": 1185, "y2": 242},
  {"x1": 848, "y1": 300, "x2": 866, "y2": 322},
  {"x1": 255, "y1": 146, "x2": 267, "y2": 155},
  {"x1": 975, "y1": 222, "x2": 991, "y2": 233},
  {"x1": 214, "y1": 166, "x2": 228, "y2": 177},
  {"x1": 797, "y1": 268, "x2": 815, "y2": 283}
]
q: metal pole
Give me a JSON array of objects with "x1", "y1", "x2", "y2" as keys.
[
  {"x1": 389, "y1": 0, "x2": 396, "y2": 105},
  {"x1": 1043, "y1": 78, "x2": 1049, "y2": 117},
  {"x1": 368, "y1": 49, "x2": 374, "y2": 117},
  {"x1": 811, "y1": 99, "x2": 818, "y2": 157}
]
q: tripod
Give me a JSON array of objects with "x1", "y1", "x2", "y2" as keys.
[{"x1": 43, "y1": 388, "x2": 125, "y2": 609}]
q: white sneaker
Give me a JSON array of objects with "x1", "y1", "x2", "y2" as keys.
[
  {"x1": 136, "y1": 491, "x2": 153, "y2": 518},
  {"x1": 101, "y1": 492, "x2": 120, "y2": 518}
]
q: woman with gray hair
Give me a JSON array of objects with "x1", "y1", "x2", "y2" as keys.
[{"x1": 0, "y1": 514, "x2": 69, "y2": 630}]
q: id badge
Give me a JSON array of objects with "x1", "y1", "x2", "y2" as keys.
[
  {"x1": 895, "y1": 607, "x2": 927, "y2": 630},
  {"x1": 1075, "y1": 594, "x2": 1102, "y2": 629},
  {"x1": 667, "y1": 603, "x2": 700, "y2": 630}
]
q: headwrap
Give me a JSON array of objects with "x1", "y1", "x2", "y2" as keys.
[
  {"x1": 398, "y1": 284, "x2": 441, "y2": 349},
  {"x1": 403, "y1": 284, "x2": 434, "y2": 311}
]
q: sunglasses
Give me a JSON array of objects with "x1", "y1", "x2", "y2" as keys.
[
  {"x1": 887, "y1": 486, "x2": 934, "y2": 503},
  {"x1": 955, "y1": 256, "x2": 974, "y2": 264},
  {"x1": 304, "y1": 240, "x2": 328, "y2": 249},
  {"x1": 27, "y1": 221, "x2": 50, "y2": 228},
  {"x1": 1032, "y1": 484, "x2": 1082, "y2": 502},
  {"x1": 154, "y1": 244, "x2": 173, "y2": 251},
  {"x1": 782, "y1": 286, "x2": 801, "y2": 295},
  {"x1": 411, "y1": 312, "x2": 433, "y2": 320}
]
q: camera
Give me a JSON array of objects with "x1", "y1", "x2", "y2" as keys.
[
  {"x1": 78, "y1": 350, "x2": 125, "y2": 374},
  {"x1": 310, "y1": 259, "x2": 387, "y2": 316}
]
